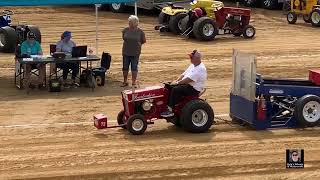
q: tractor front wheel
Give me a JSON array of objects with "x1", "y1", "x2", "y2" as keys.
[
  {"x1": 294, "y1": 95, "x2": 320, "y2": 127},
  {"x1": 127, "y1": 114, "x2": 147, "y2": 135},
  {"x1": 0, "y1": 26, "x2": 17, "y2": 53},
  {"x1": 181, "y1": 100, "x2": 214, "y2": 133},
  {"x1": 243, "y1": 25, "x2": 256, "y2": 39},
  {"x1": 192, "y1": 17, "x2": 217, "y2": 41},
  {"x1": 117, "y1": 110, "x2": 127, "y2": 129},
  {"x1": 311, "y1": 9, "x2": 320, "y2": 27},
  {"x1": 287, "y1": 12, "x2": 297, "y2": 24}
]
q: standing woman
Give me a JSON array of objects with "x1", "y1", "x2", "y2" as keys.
[{"x1": 121, "y1": 15, "x2": 146, "y2": 87}]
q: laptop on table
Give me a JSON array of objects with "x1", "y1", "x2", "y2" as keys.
[{"x1": 72, "y1": 46, "x2": 87, "y2": 58}]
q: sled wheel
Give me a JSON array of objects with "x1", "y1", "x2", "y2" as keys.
[
  {"x1": 0, "y1": 26, "x2": 17, "y2": 53},
  {"x1": 287, "y1": 12, "x2": 297, "y2": 24},
  {"x1": 127, "y1": 114, "x2": 147, "y2": 135},
  {"x1": 117, "y1": 110, "x2": 127, "y2": 129},
  {"x1": 295, "y1": 95, "x2": 320, "y2": 127},
  {"x1": 311, "y1": 9, "x2": 320, "y2": 27},
  {"x1": 243, "y1": 25, "x2": 256, "y2": 39},
  {"x1": 192, "y1": 17, "x2": 217, "y2": 41},
  {"x1": 181, "y1": 100, "x2": 214, "y2": 133},
  {"x1": 168, "y1": 13, "x2": 187, "y2": 34}
]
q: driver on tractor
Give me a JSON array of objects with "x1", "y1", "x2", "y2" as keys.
[
  {"x1": 161, "y1": 50, "x2": 207, "y2": 118},
  {"x1": 184, "y1": 8, "x2": 204, "y2": 33}
]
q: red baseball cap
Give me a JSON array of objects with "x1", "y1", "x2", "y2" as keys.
[{"x1": 188, "y1": 49, "x2": 199, "y2": 59}]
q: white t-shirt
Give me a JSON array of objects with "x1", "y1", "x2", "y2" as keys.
[{"x1": 182, "y1": 62, "x2": 207, "y2": 92}]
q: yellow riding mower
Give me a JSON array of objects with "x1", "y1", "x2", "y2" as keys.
[
  {"x1": 287, "y1": 0, "x2": 320, "y2": 26},
  {"x1": 155, "y1": 0, "x2": 224, "y2": 34}
]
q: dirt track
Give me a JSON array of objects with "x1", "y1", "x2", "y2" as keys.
[{"x1": 0, "y1": 5, "x2": 320, "y2": 179}]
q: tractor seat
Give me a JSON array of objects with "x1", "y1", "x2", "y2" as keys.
[{"x1": 188, "y1": 88, "x2": 206, "y2": 99}]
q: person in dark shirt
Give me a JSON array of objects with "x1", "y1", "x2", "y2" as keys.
[{"x1": 121, "y1": 15, "x2": 146, "y2": 88}]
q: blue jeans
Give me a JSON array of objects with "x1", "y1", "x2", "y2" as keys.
[
  {"x1": 122, "y1": 55, "x2": 139, "y2": 72},
  {"x1": 56, "y1": 62, "x2": 79, "y2": 80}
]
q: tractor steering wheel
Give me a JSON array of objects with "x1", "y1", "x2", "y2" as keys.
[{"x1": 3, "y1": 10, "x2": 14, "y2": 15}]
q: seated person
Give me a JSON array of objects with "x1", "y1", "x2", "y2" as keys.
[
  {"x1": 21, "y1": 31, "x2": 45, "y2": 89},
  {"x1": 161, "y1": 50, "x2": 207, "y2": 117},
  {"x1": 184, "y1": 8, "x2": 203, "y2": 33},
  {"x1": 56, "y1": 31, "x2": 79, "y2": 87}
]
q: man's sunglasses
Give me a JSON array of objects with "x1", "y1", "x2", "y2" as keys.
[{"x1": 292, "y1": 153, "x2": 298, "y2": 156}]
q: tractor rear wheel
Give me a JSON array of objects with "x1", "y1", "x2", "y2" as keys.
[
  {"x1": 180, "y1": 15, "x2": 190, "y2": 34},
  {"x1": 181, "y1": 100, "x2": 214, "y2": 133},
  {"x1": 287, "y1": 12, "x2": 297, "y2": 24},
  {"x1": 127, "y1": 114, "x2": 147, "y2": 135},
  {"x1": 192, "y1": 17, "x2": 217, "y2": 41},
  {"x1": 303, "y1": 14, "x2": 311, "y2": 23},
  {"x1": 311, "y1": 9, "x2": 320, "y2": 27},
  {"x1": 168, "y1": 13, "x2": 187, "y2": 34},
  {"x1": 117, "y1": 110, "x2": 127, "y2": 129},
  {"x1": 27, "y1": 25, "x2": 41, "y2": 43},
  {"x1": 243, "y1": 25, "x2": 256, "y2": 39},
  {"x1": 159, "y1": 12, "x2": 169, "y2": 24},
  {"x1": 294, "y1": 95, "x2": 320, "y2": 127},
  {"x1": 0, "y1": 26, "x2": 17, "y2": 53}
]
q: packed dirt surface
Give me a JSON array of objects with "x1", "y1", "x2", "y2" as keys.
[{"x1": 0, "y1": 4, "x2": 320, "y2": 180}]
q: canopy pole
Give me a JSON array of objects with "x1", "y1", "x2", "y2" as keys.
[
  {"x1": 134, "y1": 2, "x2": 137, "y2": 16},
  {"x1": 95, "y1": 4, "x2": 101, "y2": 56}
]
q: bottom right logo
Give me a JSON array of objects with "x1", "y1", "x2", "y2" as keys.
[{"x1": 286, "y1": 149, "x2": 304, "y2": 168}]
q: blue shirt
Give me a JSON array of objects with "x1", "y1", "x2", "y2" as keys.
[
  {"x1": 20, "y1": 40, "x2": 42, "y2": 55},
  {"x1": 56, "y1": 40, "x2": 76, "y2": 54}
]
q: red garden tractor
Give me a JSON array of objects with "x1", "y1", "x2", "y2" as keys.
[
  {"x1": 180, "y1": 7, "x2": 256, "y2": 41},
  {"x1": 93, "y1": 83, "x2": 215, "y2": 135},
  {"x1": 155, "y1": 5, "x2": 256, "y2": 41}
]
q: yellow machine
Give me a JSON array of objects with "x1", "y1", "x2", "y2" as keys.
[
  {"x1": 287, "y1": 0, "x2": 320, "y2": 26},
  {"x1": 190, "y1": 0, "x2": 224, "y2": 18},
  {"x1": 157, "y1": 0, "x2": 224, "y2": 34}
]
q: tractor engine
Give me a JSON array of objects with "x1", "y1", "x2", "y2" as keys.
[
  {"x1": 121, "y1": 86, "x2": 169, "y2": 120},
  {"x1": 226, "y1": 14, "x2": 242, "y2": 28}
]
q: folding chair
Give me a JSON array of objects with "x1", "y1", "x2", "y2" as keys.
[
  {"x1": 49, "y1": 44, "x2": 65, "y2": 80},
  {"x1": 14, "y1": 44, "x2": 41, "y2": 89}
]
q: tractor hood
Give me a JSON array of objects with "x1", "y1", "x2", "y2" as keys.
[{"x1": 122, "y1": 86, "x2": 166, "y2": 102}]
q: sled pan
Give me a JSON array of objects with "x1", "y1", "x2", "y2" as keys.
[{"x1": 93, "y1": 113, "x2": 125, "y2": 129}]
